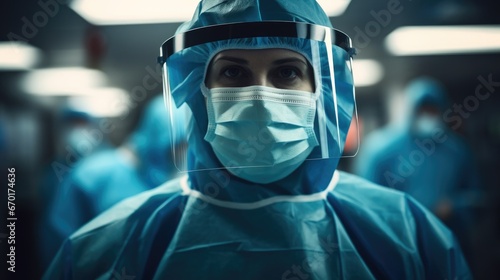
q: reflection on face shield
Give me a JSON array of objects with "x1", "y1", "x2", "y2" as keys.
[{"x1": 159, "y1": 21, "x2": 357, "y2": 182}]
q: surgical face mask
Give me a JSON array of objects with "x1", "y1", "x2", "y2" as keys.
[
  {"x1": 66, "y1": 127, "x2": 98, "y2": 156},
  {"x1": 413, "y1": 114, "x2": 443, "y2": 137},
  {"x1": 202, "y1": 85, "x2": 319, "y2": 184}
]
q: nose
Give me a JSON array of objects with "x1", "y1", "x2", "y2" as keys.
[{"x1": 251, "y1": 73, "x2": 272, "y2": 88}]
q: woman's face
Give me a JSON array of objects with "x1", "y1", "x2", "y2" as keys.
[{"x1": 205, "y1": 49, "x2": 315, "y2": 92}]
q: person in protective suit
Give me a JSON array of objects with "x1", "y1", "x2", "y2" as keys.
[
  {"x1": 38, "y1": 108, "x2": 110, "y2": 269},
  {"x1": 354, "y1": 77, "x2": 482, "y2": 270},
  {"x1": 355, "y1": 78, "x2": 482, "y2": 217},
  {"x1": 42, "y1": 95, "x2": 187, "y2": 269},
  {"x1": 44, "y1": 1, "x2": 471, "y2": 279}
]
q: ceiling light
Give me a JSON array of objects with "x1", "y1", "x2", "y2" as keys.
[
  {"x1": 352, "y1": 59, "x2": 384, "y2": 87},
  {"x1": 0, "y1": 42, "x2": 41, "y2": 70},
  {"x1": 67, "y1": 87, "x2": 130, "y2": 117},
  {"x1": 70, "y1": 0, "x2": 351, "y2": 26},
  {"x1": 317, "y1": 0, "x2": 351, "y2": 17},
  {"x1": 71, "y1": 0, "x2": 201, "y2": 25},
  {"x1": 385, "y1": 25, "x2": 500, "y2": 56},
  {"x1": 20, "y1": 67, "x2": 108, "y2": 96}
]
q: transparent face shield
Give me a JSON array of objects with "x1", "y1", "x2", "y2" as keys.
[{"x1": 158, "y1": 21, "x2": 359, "y2": 173}]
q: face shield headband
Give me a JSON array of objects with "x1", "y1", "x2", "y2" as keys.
[{"x1": 158, "y1": 21, "x2": 359, "y2": 173}]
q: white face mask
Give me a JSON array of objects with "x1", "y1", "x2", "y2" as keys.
[
  {"x1": 66, "y1": 127, "x2": 97, "y2": 156},
  {"x1": 413, "y1": 114, "x2": 443, "y2": 137},
  {"x1": 202, "y1": 85, "x2": 319, "y2": 184}
]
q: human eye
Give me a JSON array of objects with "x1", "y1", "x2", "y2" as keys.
[
  {"x1": 272, "y1": 66, "x2": 306, "y2": 88},
  {"x1": 221, "y1": 65, "x2": 246, "y2": 79},
  {"x1": 271, "y1": 63, "x2": 314, "y2": 91},
  {"x1": 276, "y1": 66, "x2": 300, "y2": 80}
]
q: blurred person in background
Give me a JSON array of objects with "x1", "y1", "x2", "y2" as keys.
[
  {"x1": 44, "y1": 1, "x2": 471, "y2": 279},
  {"x1": 40, "y1": 95, "x2": 187, "y2": 270},
  {"x1": 37, "y1": 107, "x2": 110, "y2": 268},
  {"x1": 354, "y1": 77, "x2": 483, "y2": 267},
  {"x1": 41, "y1": 108, "x2": 110, "y2": 200}
]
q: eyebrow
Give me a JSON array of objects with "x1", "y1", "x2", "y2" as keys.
[
  {"x1": 213, "y1": 56, "x2": 248, "y2": 65},
  {"x1": 213, "y1": 56, "x2": 308, "y2": 66},
  {"x1": 273, "y1": 57, "x2": 308, "y2": 66}
]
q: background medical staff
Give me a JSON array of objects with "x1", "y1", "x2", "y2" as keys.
[{"x1": 39, "y1": 95, "x2": 186, "y2": 270}]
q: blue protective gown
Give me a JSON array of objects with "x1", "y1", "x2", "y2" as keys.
[
  {"x1": 44, "y1": 1, "x2": 471, "y2": 279},
  {"x1": 44, "y1": 172, "x2": 470, "y2": 280}
]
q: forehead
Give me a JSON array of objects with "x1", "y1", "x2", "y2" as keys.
[{"x1": 211, "y1": 48, "x2": 308, "y2": 62}]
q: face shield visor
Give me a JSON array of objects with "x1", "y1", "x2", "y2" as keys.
[{"x1": 158, "y1": 21, "x2": 359, "y2": 174}]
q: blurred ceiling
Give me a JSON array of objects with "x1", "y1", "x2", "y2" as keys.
[{"x1": 1, "y1": 0, "x2": 500, "y2": 103}]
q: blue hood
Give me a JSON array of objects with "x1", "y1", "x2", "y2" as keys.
[
  {"x1": 177, "y1": 0, "x2": 333, "y2": 32},
  {"x1": 405, "y1": 77, "x2": 449, "y2": 121},
  {"x1": 169, "y1": 0, "x2": 355, "y2": 203}
]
